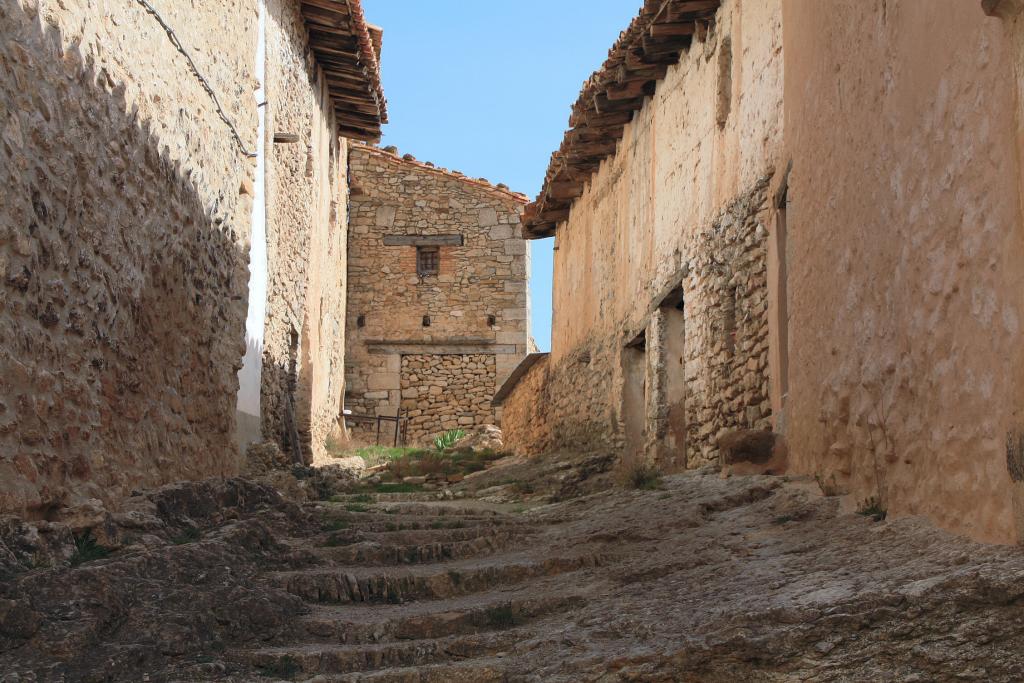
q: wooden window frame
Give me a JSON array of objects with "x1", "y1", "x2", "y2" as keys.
[{"x1": 416, "y1": 246, "x2": 440, "y2": 277}]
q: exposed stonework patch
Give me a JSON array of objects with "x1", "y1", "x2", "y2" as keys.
[
  {"x1": 400, "y1": 354, "x2": 496, "y2": 443},
  {"x1": 501, "y1": 181, "x2": 771, "y2": 467}
]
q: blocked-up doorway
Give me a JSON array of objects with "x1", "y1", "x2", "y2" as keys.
[
  {"x1": 400, "y1": 353, "x2": 496, "y2": 444},
  {"x1": 659, "y1": 288, "x2": 687, "y2": 466},
  {"x1": 622, "y1": 331, "x2": 647, "y2": 461}
]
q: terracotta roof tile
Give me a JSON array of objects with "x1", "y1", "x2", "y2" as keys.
[
  {"x1": 523, "y1": 0, "x2": 721, "y2": 237},
  {"x1": 299, "y1": 0, "x2": 387, "y2": 142},
  {"x1": 354, "y1": 144, "x2": 529, "y2": 204}
]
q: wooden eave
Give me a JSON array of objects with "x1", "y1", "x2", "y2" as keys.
[
  {"x1": 299, "y1": 0, "x2": 387, "y2": 142},
  {"x1": 523, "y1": 0, "x2": 721, "y2": 238}
]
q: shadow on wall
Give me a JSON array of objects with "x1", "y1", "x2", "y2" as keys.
[{"x1": 0, "y1": 3, "x2": 250, "y2": 517}]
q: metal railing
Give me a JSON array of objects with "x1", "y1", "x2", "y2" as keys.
[{"x1": 345, "y1": 410, "x2": 409, "y2": 447}]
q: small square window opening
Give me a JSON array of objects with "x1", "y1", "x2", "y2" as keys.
[{"x1": 417, "y1": 246, "x2": 439, "y2": 276}]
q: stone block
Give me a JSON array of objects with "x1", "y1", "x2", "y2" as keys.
[
  {"x1": 488, "y1": 225, "x2": 513, "y2": 240},
  {"x1": 367, "y1": 373, "x2": 400, "y2": 391},
  {"x1": 376, "y1": 205, "x2": 397, "y2": 227},
  {"x1": 479, "y1": 207, "x2": 498, "y2": 226}
]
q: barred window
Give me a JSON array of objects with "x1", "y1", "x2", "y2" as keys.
[{"x1": 417, "y1": 246, "x2": 439, "y2": 276}]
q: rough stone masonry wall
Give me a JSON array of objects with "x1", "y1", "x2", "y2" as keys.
[
  {"x1": 261, "y1": 0, "x2": 349, "y2": 461},
  {"x1": 502, "y1": 183, "x2": 771, "y2": 464},
  {"x1": 501, "y1": 0, "x2": 781, "y2": 466},
  {"x1": 499, "y1": 351, "x2": 616, "y2": 458},
  {"x1": 401, "y1": 354, "x2": 496, "y2": 442},
  {"x1": 346, "y1": 146, "x2": 528, "y2": 444},
  {"x1": 670, "y1": 181, "x2": 772, "y2": 466},
  {"x1": 0, "y1": 1, "x2": 256, "y2": 516}
]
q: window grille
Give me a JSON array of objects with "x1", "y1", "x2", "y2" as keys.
[{"x1": 417, "y1": 246, "x2": 439, "y2": 276}]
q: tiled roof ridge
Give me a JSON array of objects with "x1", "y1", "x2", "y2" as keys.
[
  {"x1": 523, "y1": 0, "x2": 722, "y2": 237},
  {"x1": 355, "y1": 144, "x2": 529, "y2": 204}
]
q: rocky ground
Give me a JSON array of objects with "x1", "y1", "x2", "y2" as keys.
[{"x1": 3, "y1": 452, "x2": 1024, "y2": 682}]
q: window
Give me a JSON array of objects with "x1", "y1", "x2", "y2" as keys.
[
  {"x1": 487, "y1": 314, "x2": 497, "y2": 327},
  {"x1": 422, "y1": 315, "x2": 431, "y2": 327},
  {"x1": 417, "y1": 246, "x2": 439, "y2": 276}
]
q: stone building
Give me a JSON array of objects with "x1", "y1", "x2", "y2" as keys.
[
  {"x1": 0, "y1": 0, "x2": 383, "y2": 516},
  {"x1": 345, "y1": 145, "x2": 530, "y2": 445},
  {"x1": 498, "y1": 0, "x2": 1024, "y2": 543},
  {"x1": 238, "y1": 0, "x2": 387, "y2": 463}
]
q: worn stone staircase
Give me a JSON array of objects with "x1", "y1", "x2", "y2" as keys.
[{"x1": 235, "y1": 492, "x2": 593, "y2": 681}]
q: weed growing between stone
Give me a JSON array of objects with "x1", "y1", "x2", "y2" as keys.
[
  {"x1": 622, "y1": 462, "x2": 663, "y2": 490},
  {"x1": 257, "y1": 654, "x2": 300, "y2": 680},
  {"x1": 322, "y1": 518, "x2": 349, "y2": 532},
  {"x1": 483, "y1": 605, "x2": 519, "y2": 629},
  {"x1": 171, "y1": 527, "x2": 202, "y2": 545},
  {"x1": 69, "y1": 531, "x2": 110, "y2": 567},
  {"x1": 433, "y1": 428, "x2": 466, "y2": 452},
  {"x1": 857, "y1": 497, "x2": 887, "y2": 522}
]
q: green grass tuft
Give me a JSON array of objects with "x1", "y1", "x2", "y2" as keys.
[
  {"x1": 69, "y1": 530, "x2": 111, "y2": 567},
  {"x1": 483, "y1": 605, "x2": 518, "y2": 629},
  {"x1": 258, "y1": 654, "x2": 300, "y2": 679},
  {"x1": 624, "y1": 462, "x2": 663, "y2": 490},
  {"x1": 172, "y1": 527, "x2": 202, "y2": 545},
  {"x1": 857, "y1": 497, "x2": 887, "y2": 522},
  {"x1": 322, "y1": 518, "x2": 349, "y2": 532}
]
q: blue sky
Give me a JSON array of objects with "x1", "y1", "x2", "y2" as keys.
[{"x1": 362, "y1": 1, "x2": 640, "y2": 352}]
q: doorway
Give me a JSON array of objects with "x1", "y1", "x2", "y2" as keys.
[
  {"x1": 659, "y1": 287, "x2": 687, "y2": 466},
  {"x1": 622, "y1": 331, "x2": 647, "y2": 461}
]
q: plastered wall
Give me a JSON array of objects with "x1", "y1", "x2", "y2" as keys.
[
  {"x1": 261, "y1": 0, "x2": 349, "y2": 461},
  {"x1": 783, "y1": 0, "x2": 1024, "y2": 543},
  {"x1": 0, "y1": 0, "x2": 257, "y2": 514},
  {"x1": 346, "y1": 146, "x2": 529, "y2": 445},
  {"x1": 503, "y1": 0, "x2": 783, "y2": 465}
]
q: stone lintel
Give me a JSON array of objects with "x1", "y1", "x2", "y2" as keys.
[
  {"x1": 382, "y1": 234, "x2": 464, "y2": 247},
  {"x1": 366, "y1": 340, "x2": 518, "y2": 356}
]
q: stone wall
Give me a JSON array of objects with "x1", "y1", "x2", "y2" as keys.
[
  {"x1": 345, "y1": 145, "x2": 529, "y2": 445},
  {"x1": 0, "y1": 0, "x2": 257, "y2": 515},
  {"x1": 401, "y1": 354, "x2": 496, "y2": 442},
  {"x1": 260, "y1": 0, "x2": 350, "y2": 461},
  {"x1": 502, "y1": 182, "x2": 772, "y2": 465},
  {"x1": 782, "y1": 0, "x2": 1024, "y2": 543},
  {"x1": 501, "y1": 0, "x2": 782, "y2": 468}
]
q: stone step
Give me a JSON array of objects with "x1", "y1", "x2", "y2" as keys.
[
  {"x1": 332, "y1": 492, "x2": 456, "y2": 503},
  {"x1": 298, "y1": 592, "x2": 586, "y2": 644},
  {"x1": 272, "y1": 553, "x2": 606, "y2": 604},
  {"x1": 311, "y1": 531, "x2": 520, "y2": 566},
  {"x1": 317, "y1": 515, "x2": 528, "y2": 534},
  {"x1": 245, "y1": 630, "x2": 521, "y2": 677},
  {"x1": 327, "y1": 501, "x2": 509, "y2": 517},
  {"x1": 314, "y1": 658, "x2": 512, "y2": 682}
]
